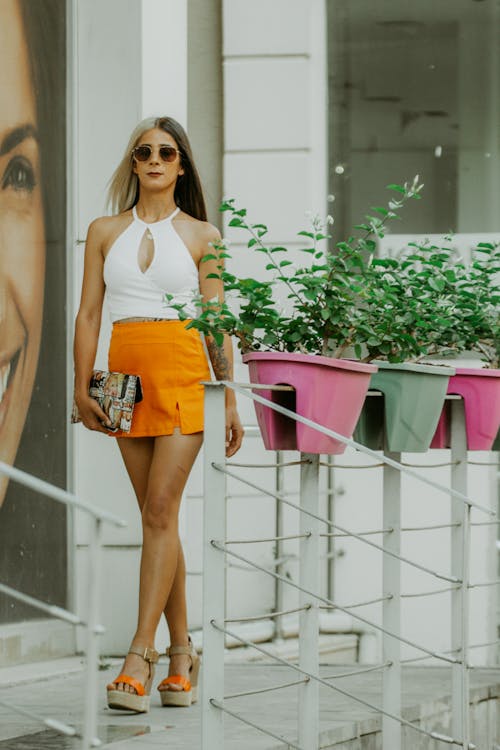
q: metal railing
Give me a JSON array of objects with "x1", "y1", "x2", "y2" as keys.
[
  {"x1": 0, "y1": 461, "x2": 126, "y2": 749},
  {"x1": 201, "y1": 382, "x2": 499, "y2": 750}
]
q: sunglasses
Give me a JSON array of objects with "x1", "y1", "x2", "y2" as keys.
[{"x1": 132, "y1": 144, "x2": 181, "y2": 163}]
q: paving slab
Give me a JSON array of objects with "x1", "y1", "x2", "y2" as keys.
[{"x1": 0, "y1": 658, "x2": 499, "y2": 749}]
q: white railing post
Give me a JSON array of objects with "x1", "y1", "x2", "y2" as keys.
[
  {"x1": 82, "y1": 516, "x2": 103, "y2": 749},
  {"x1": 382, "y1": 450, "x2": 402, "y2": 750},
  {"x1": 201, "y1": 383, "x2": 227, "y2": 750},
  {"x1": 273, "y1": 451, "x2": 286, "y2": 640},
  {"x1": 298, "y1": 453, "x2": 320, "y2": 750},
  {"x1": 450, "y1": 399, "x2": 470, "y2": 748}
]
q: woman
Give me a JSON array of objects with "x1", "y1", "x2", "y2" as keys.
[{"x1": 73, "y1": 116, "x2": 244, "y2": 712}]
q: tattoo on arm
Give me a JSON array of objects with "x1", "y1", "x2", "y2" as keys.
[{"x1": 207, "y1": 338, "x2": 231, "y2": 381}]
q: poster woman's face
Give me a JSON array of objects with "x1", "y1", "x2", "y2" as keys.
[{"x1": 0, "y1": 0, "x2": 45, "y2": 506}]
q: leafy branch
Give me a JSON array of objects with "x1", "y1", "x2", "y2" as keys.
[{"x1": 165, "y1": 180, "x2": 499, "y2": 367}]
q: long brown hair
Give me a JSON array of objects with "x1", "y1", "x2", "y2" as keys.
[{"x1": 108, "y1": 116, "x2": 207, "y2": 221}]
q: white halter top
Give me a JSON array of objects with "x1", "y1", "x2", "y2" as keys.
[{"x1": 103, "y1": 206, "x2": 199, "y2": 322}]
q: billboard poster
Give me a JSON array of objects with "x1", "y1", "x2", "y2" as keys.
[{"x1": 0, "y1": 0, "x2": 67, "y2": 624}]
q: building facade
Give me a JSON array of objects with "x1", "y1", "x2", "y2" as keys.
[{"x1": 0, "y1": 0, "x2": 498, "y2": 667}]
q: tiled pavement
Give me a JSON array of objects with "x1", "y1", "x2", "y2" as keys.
[{"x1": 0, "y1": 656, "x2": 499, "y2": 749}]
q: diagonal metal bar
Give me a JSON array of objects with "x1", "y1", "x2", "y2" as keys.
[
  {"x1": 224, "y1": 383, "x2": 494, "y2": 517},
  {"x1": 468, "y1": 639, "x2": 500, "y2": 650},
  {"x1": 0, "y1": 583, "x2": 85, "y2": 626},
  {"x1": 0, "y1": 698, "x2": 79, "y2": 739},
  {"x1": 211, "y1": 622, "x2": 474, "y2": 748},
  {"x1": 210, "y1": 699, "x2": 306, "y2": 750},
  {"x1": 212, "y1": 541, "x2": 460, "y2": 664},
  {"x1": 0, "y1": 461, "x2": 125, "y2": 526},
  {"x1": 402, "y1": 648, "x2": 461, "y2": 665},
  {"x1": 215, "y1": 464, "x2": 461, "y2": 584},
  {"x1": 321, "y1": 594, "x2": 392, "y2": 609}
]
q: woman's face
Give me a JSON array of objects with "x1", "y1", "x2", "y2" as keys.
[
  {"x1": 132, "y1": 128, "x2": 184, "y2": 193},
  {"x1": 0, "y1": 0, "x2": 44, "y2": 506}
]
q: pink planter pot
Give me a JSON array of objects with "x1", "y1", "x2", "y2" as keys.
[
  {"x1": 242, "y1": 352, "x2": 377, "y2": 454},
  {"x1": 430, "y1": 368, "x2": 500, "y2": 450}
]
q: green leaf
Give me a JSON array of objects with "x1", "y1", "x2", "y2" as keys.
[
  {"x1": 386, "y1": 184, "x2": 406, "y2": 194},
  {"x1": 428, "y1": 277, "x2": 446, "y2": 292}
]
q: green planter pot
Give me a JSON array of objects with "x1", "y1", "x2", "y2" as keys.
[
  {"x1": 492, "y1": 430, "x2": 500, "y2": 452},
  {"x1": 353, "y1": 393, "x2": 385, "y2": 450},
  {"x1": 354, "y1": 362, "x2": 455, "y2": 452}
]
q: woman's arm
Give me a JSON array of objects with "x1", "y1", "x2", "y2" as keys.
[
  {"x1": 198, "y1": 225, "x2": 244, "y2": 457},
  {"x1": 73, "y1": 219, "x2": 111, "y2": 432}
]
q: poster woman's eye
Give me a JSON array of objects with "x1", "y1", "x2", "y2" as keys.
[{"x1": 2, "y1": 155, "x2": 36, "y2": 193}]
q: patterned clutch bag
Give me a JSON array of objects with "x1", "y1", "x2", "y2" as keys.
[{"x1": 71, "y1": 369, "x2": 143, "y2": 433}]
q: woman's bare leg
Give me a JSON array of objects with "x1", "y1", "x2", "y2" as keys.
[
  {"x1": 110, "y1": 431, "x2": 202, "y2": 694},
  {"x1": 117, "y1": 438, "x2": 188, "y2": 630},
  {"x1": 164, "y1": 544, "x2": 188, "y2": 644},
  {"x1": 116, "y1": 435, "x2": 193, "y2": 691}
]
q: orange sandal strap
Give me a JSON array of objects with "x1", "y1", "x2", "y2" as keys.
[
  {"x1": 110, "y1": 674, "x2": 146, "y2": 696},
  {"x1": 157, "y1": 675, "x2": 192, "y2": 692}
]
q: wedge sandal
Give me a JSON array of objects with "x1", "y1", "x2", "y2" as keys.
[
  {"x1": 157, "y1": 636, "x2": 200, "y2": 707},
  {"x1": 107, "y1": 645, "x2": 159, "y2": 713}
]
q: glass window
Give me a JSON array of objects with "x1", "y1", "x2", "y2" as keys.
[{"x1": 327, "y1": 0, "x2": 500, "y2": 238}]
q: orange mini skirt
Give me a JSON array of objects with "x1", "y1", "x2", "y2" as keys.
[{"x1": 108, "y1": 320, "x2": 211, "y2": 438}]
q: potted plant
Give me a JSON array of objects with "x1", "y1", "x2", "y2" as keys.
[
  {"x1": 353, "y1": 235, "x2": 499, "y2": 451},
  {"x1": 414, "y1": 239, "x2": 500, "y2": 450},
  {"x1": 169, "y1": 177, "x2": 498, "y2": 453},
  {"x1": 169, "y1": 178, "x2": 457, "y2": 454}
]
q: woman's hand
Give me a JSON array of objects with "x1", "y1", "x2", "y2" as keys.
[
  {"x1": 74, "y1": 393, "x2": 114, "y2": 434},
  {"x1": 225, "y1": 404, "x2": 244, "y2": 457}
]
